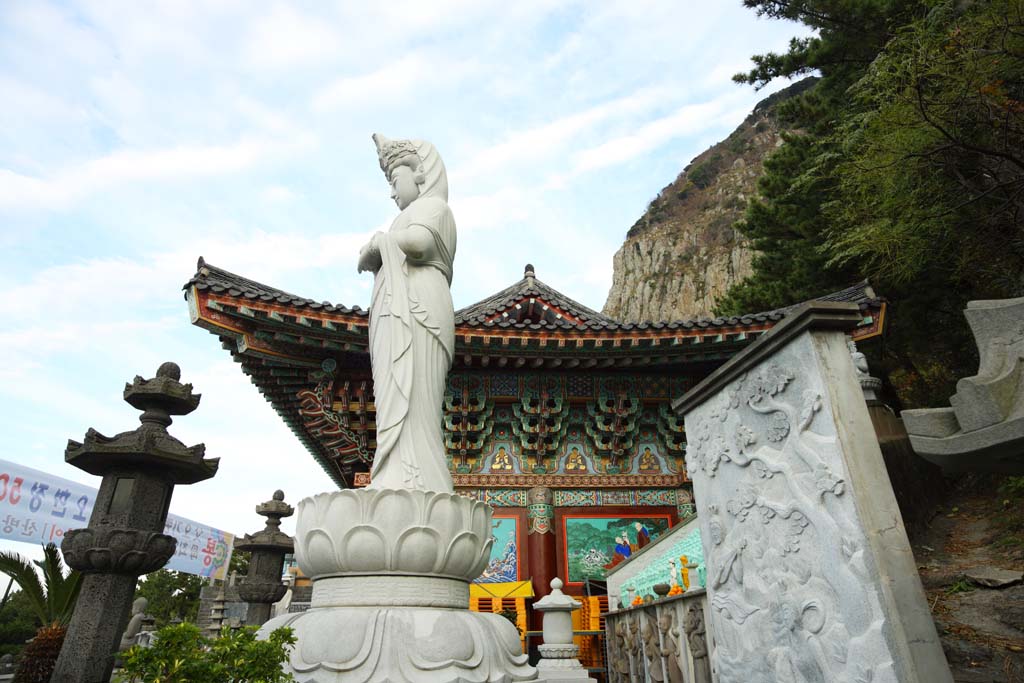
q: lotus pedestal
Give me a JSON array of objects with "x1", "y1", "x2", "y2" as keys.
[{"x1": 259, "y1": 489, "x2": 536, "y2": 682}]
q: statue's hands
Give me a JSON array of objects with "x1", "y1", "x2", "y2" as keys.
[{"x1": 357, "y1": 234, "x2": 383, "y2": 273}]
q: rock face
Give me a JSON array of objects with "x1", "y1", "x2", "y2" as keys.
[{"x1": 603, "y1": 79, "x2": 816, "y2": 321}]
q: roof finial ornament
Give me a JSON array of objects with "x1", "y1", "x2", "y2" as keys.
[{"x1": 524, "y1": 264, "x2": 535, "y2": 279}]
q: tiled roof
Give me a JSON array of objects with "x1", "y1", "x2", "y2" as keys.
[
  {"x1": 184, "y1": 257, "x2": 368, "y2": 317},
  {"x1": 454, "y1": 264, "x2": 615, "y2": 328},
  {"x1": 184, "y1": 259, "x2": 883, "y2": 337}
]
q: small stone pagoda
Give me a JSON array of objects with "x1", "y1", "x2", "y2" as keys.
[{"x1": 184, "y1": 260, "x2": 885, "y2": 600}]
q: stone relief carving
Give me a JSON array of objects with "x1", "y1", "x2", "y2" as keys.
[
  {"x1": 609, "y1": 619, "x2": 630, "y2": 682},
  {"x1": 657, "y1": 608, "x2": 686, "y2": 683},
  {"x1": 641, "y1": 613, "x2": 665, "y2": 682},
  {"x1": 682, "y1": 604, "x2": 711, "y2": 683},
  {"x1": 687, "y1": 356, "x2": 897, "y2": 682}
]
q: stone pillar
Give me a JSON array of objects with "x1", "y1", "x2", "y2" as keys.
[
  {"x1": 527, "y1": 486, "x2": 557, "y2": 631},
  {"x1": 235, "y1": 490, "x2": 295, "y2": 626},
  {"x1": 53, "y1": 362, "x2": 219, "y2": 683},
  {"x1": 673, "y1": 303, "x2": 952, "y2": 682},
  {"x1": 533, "y1": 578, "x2": 595, "y2": 683}
]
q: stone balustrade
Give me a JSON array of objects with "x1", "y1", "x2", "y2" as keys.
[{"x1": 604, "y1": 588, "x2": 713, "y2": 683}]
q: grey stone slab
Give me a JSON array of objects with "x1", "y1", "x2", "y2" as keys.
[
  {"x1": 963, "y1": 566, "x2": 1024, "y2": 589},
  {"x1": 676, "y1": 303, "x2": 952, "y2": 682}
]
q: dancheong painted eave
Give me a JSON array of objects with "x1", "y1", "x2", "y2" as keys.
[
  {"x1": 185, "y1": 259, "x2": 885, "y2": 364},
  {"x1": 182, "y1": 258, "x2": 886, "y2": 487}
]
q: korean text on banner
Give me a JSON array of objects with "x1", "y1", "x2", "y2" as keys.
[{"x1": 0, "y1": 459, "x2": 234, "y2": 580}]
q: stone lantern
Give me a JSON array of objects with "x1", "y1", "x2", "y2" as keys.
[
  {"x1": 52, "y1": 362, "x2": 219, "y2": 683},
  {"x1": 532, "y1": 577, "x2": 596, "y2": 682},
  {"x1": 235, "y1": 490, "x2": 294, "y2": 626}
]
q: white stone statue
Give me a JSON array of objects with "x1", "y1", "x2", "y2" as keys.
[
  {"x1": 118, "y1": 597, "x2": 148, "y2": 652},
  {"x1": 258, "y1": 136, "x2": 535, "y2": 682},
  {"x1": 358, "y1": 134, "x2": 456, "y2": 492}
]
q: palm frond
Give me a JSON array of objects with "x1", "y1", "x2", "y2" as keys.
[
  {"x1": 0, "y1": 549, "x2": 47, "y2": 626},
  {"x1": 35, "y1": 543, "x2": 81, "y2": 625}
]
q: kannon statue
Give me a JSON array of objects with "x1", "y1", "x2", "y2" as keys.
[{"x1": 358, "y1": 134, "x2": 457, "y2": 492}]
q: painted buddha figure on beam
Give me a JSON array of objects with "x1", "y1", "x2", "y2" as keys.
[{"x1": 357, "y1": 135, "x2": 457, "y2": 492}]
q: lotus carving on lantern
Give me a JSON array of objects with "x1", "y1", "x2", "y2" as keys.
[
  {"x1": 295, "y1": 489, "x2": 493, "y2": 581},
  {"x1": 62, "y1": 527, "x2": 176, "y2": 575}
]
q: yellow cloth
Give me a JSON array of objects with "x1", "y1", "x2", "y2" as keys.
[{"x1": 470, "y1": 580, "x2": 535, "y2": 599}]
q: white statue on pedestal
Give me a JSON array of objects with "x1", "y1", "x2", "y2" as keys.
[
  {"x1": 358, "y1": 135, "x2": 456, "y2": 493},
  {"x1": 259, "y1": 136, "x2": 535, "y2": 682}
]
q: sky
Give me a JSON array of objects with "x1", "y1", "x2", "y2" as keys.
[{"x1": 0, "y1": 1, "x2": 807, "y2": 564}]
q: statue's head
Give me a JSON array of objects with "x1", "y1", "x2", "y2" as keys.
[
  {"x1": 373, "y1": 133, "x2": 449, "y2": 205},
  {"x1": 373, "y1": 134, "x2": 424, "y2": 209}
]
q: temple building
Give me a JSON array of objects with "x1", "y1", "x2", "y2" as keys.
[{"x1": 184, "y1": 259, "x2": 886, "y2": 606}]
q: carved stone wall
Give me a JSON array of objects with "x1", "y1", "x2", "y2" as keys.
[
  {"x1": 676, "y1": 304, "x2": 951, "y2": 683},
  {"x1": 604, "y1": 590, "x2": 712, "y2": 683}
]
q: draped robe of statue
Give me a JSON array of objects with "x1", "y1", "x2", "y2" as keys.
[{"x1": 366, "y1": 139, "x2": 456, "y2": 492}]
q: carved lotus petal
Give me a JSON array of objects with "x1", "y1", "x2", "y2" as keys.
[
  {"x1": 62, "y1": 527, "x2": 174, "y2": 575},
  {"x1": 300, "y1": 528, "x2": 337, "y2": 577},
  {"x1": 294, "y1": 489, "x2": 494, "y2": 580},
  {"x1": 339, "y1": 525, "x2": 389, "y2": 572},
  {"x1": 470, "y1": 536, "x2": 494, "y2": 578},
  {"x1": 325, "y1": 491, "x2": 363, "y2": 528},
  {"x1": 443, "y1": 531, "x2": 484, "y2": 577},
  {"x1": 394, "y1": 526, "x2": 442, "y2": 573},
  {"x1": 425, "y1": 493, "x2": 465, "y2": 539},
  {"x1": 369, "y1": 489, "x2": 418, "y2": 527}
]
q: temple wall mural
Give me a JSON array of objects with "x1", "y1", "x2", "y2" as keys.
[
  {"x1": 560, "y1": 514, "x2": 673, "y2": 584},
  {"x1": 475, "y1": 514, "x2": 522, "y2": 584}
]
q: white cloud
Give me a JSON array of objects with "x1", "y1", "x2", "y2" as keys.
[
  {"x1": 450, "y1": 87, "x2": 670, "y2": 184},
  {"x1": 570, "y1": 92, "x2": 748, "y2": 175},
  {"x1": 241, "y1": 5, "x2": 344, "y2": 69},
  {"x1": 310, "y1": 55, "x2": 480, "y2": 113},
  {"x1": 262, "y1": 185, "x2": 297, "y2": 203},
  {"x1": 0, "y1": 136, "x2": 313, "y2": 210}
]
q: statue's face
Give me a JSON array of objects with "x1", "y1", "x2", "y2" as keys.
[{"x1": 390, "y1": 164, "x2": 420, "y2": 209}]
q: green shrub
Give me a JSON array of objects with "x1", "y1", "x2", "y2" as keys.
[
  {"x1": 687, "y1": 154, "x2": 722, "y2": 188},
  {"x1": 119, "y1": 622, "x2": 295, "y2": 683}
]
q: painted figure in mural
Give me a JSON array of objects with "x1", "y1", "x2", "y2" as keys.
[
  {"x1": 638, "y1": 446, "x2": 658, "y2": 472},
  {"x1": 491, "y1": 446, "x2": 513, "y2": 471},
  {"x1": 358, "y1": 134, "x2": 457, "y2": 492},
  {"x1": 604, "y1": 535, "x2": 632, "y2": 570},
  {"x1": 633, "y1": 521, "x2": 651, "y2": 551},
  {"x1": 565, "y1": 446, "x2": 587, "y2": 472}
]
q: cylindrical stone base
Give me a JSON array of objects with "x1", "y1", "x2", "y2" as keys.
[{"x1": 260, "y1": 600, "x2": 536, "y2": 682}]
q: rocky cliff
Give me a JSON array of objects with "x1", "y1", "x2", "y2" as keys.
[{"x1": 602, "y1": 79, "x2": 816, "y2": 321}]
